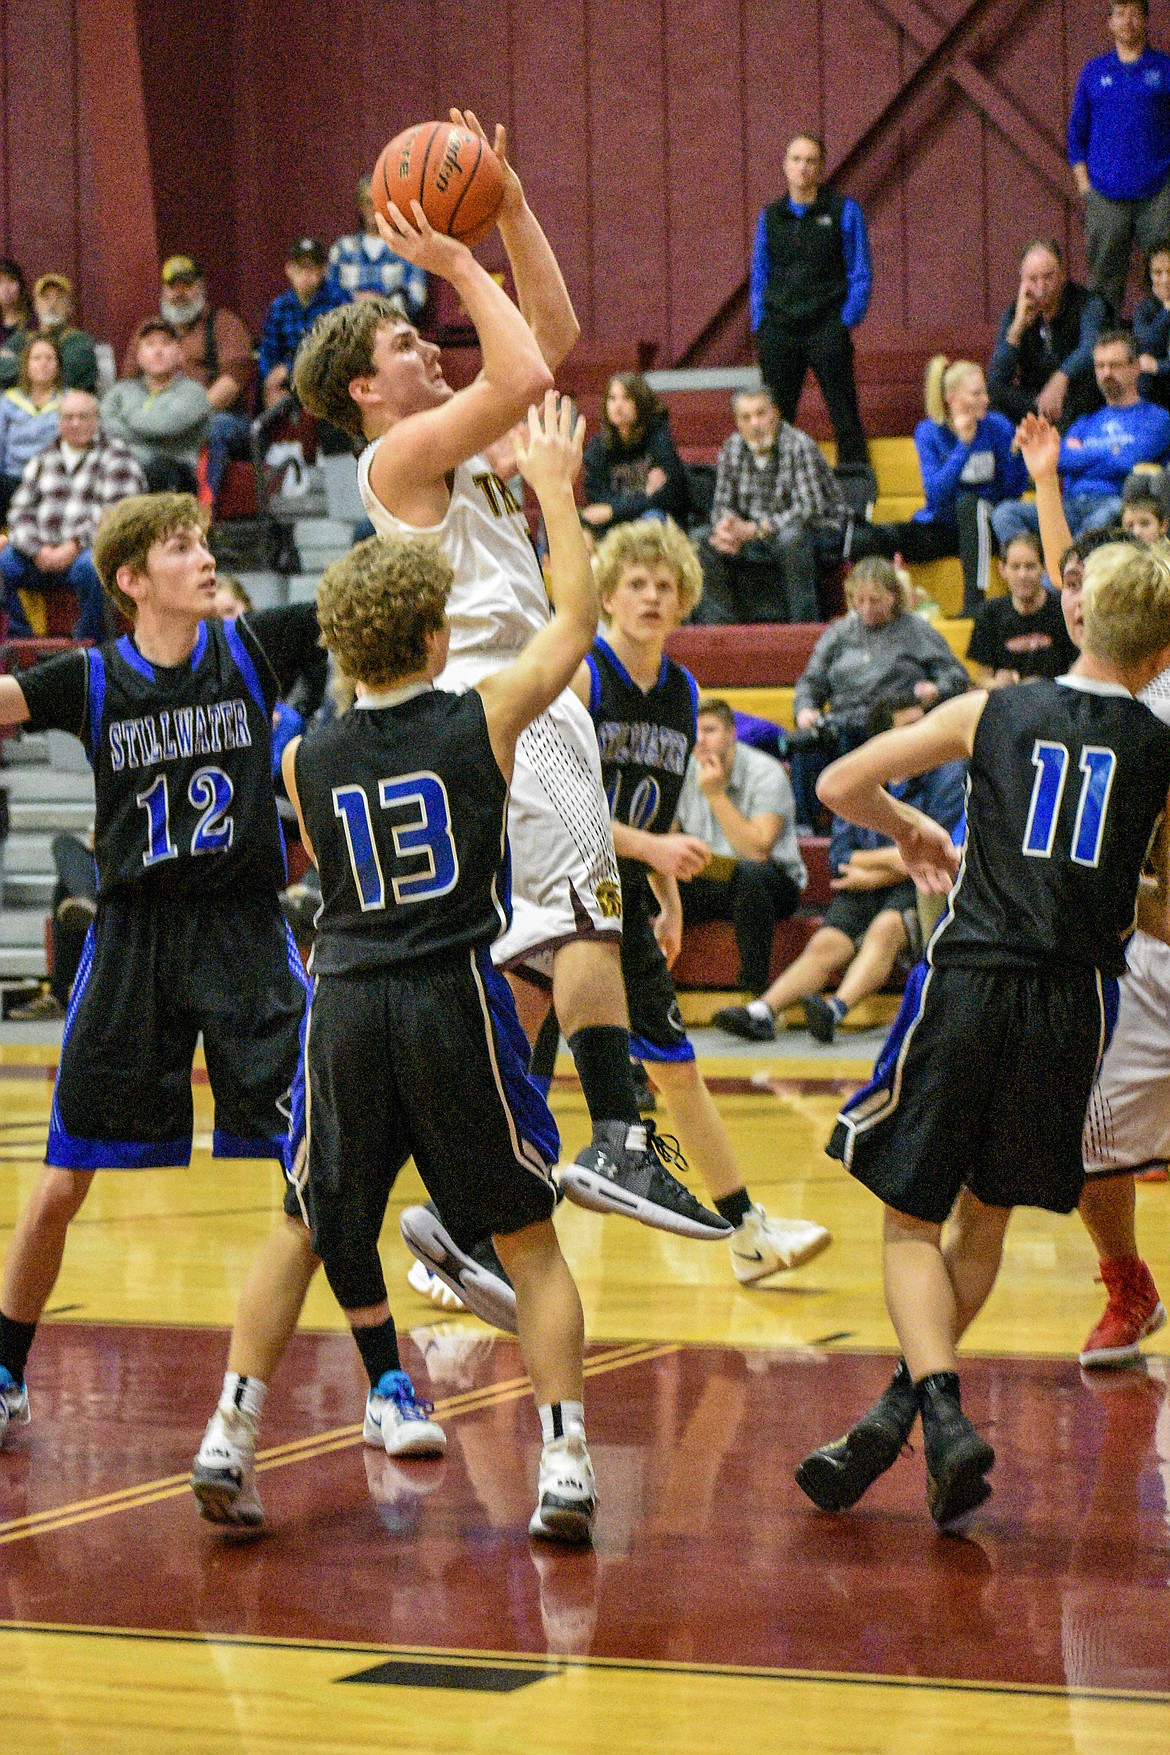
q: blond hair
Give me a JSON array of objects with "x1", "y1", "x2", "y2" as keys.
[
  {"x1": 845, "y1": 554, "x2": 914, "y2": 616},
  {"x1": 1082, "y1": 541, "x2": 1170, "y2": 670},
  {"x1": 924, "y1": 354, "x2": 983, "y2": 426},
  {"x1": 92, "y1": 492, "x2": 209, "y2": 618},
  {"x1": 592, "y1": 517, "x2": 703, "y2": 621},
  {"x1": 316, "y1": 534, "x2": 452, "y2": 687},
  {"x1": 292, "y1": 296, "x2": 403, "y2": 437}
]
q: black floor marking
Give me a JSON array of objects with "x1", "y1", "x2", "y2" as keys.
[
  {"x1": 809, "y1": 1331, "x2": 856, "y2": 1346},
  {"x1": 43, "y1": 1304, "x2": 85, "y2": 1316},
  {"x1": 340, "y1": 1658, "x2": 556, "y2": 1692}
]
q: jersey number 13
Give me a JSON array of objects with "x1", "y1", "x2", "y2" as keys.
[{"x1": 331, "y1": 773, "x2": 459, "y2": 910}]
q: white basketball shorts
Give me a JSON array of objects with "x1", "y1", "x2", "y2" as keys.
[
  {"x1": 1083, "y1": 930, "x2": 1170, "y2": 1176},
  {"x1": 439, "y1": 655, "x2": 622, "y2": 978}
]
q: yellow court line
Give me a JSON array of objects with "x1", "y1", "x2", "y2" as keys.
[
  {"x1": 0, "y1": 1340, "x2": 676, "y2": 1545},
  {"x1": 1, "y1": 1620, "x2": 1168, "y2": 1706}
]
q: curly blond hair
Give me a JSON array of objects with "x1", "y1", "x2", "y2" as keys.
[
  {"x1": 92, "y1": 492, "x2": 210, "y2": 617},
  {"x1": 316, "y1": 535, "x2": 452, "y2": 687},
  {"x1": 1082, "y1": 541, "x2": 1170, "y2": 670},
  {"x1": 292, "y1": 297, "x2": 403, "y2": 437},
  {"x1": 592, "y1": 517, "x2": 703, "y2": 622}
]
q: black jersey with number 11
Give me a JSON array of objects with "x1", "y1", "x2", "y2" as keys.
[{"x1": 931, "y1": 677, "x2": 1170, "y2": 976}]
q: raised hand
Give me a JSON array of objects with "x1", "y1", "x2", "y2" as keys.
[
  {"x1": 450, "y1": 108, "x2": 525, "y2": 217},
  {"x1": 1014, "y1": 412, "x2": 1061, "y2": 483},
  {"x1": 513, "y1": 388, "x2": 585, "y2": 498},
  {"x1": 374, "y1": 201, "x2": 472, "y2": 278}
]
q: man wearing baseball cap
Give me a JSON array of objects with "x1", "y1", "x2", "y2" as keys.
[
  {"x1": 121, "y1": 256, "x2": 256, "y2": 501},
  {"x1": 257, "y1": 239, "x2": 349, "y2": 409},
  {"x1": 0, "y1": 274, "x2": 98, "y2": 394}
]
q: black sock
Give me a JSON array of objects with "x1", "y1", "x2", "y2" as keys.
[
  {"x1": 567, "y1": 1025, "x2": 640, "y2": 1126},
  {"x1": 352, "y1": 1316, "x2": 401, "y2": 1389},
  {"x1": 715, "y1": 1188, "x2": 753, "y2": 1227},
  {"x1": 0, "y1": 1313, "x2": 36, "y2": 1383},
  {"x1": 915, "y1": 1369, "x2": 960, "y2": 1405}
]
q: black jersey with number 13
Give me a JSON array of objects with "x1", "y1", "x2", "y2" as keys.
[
  {"x1": 932, "y1": 678, "x2": 1170, "y2": 975},
  {"x1": 295, "y1": 686, "x2": 511, "y2": 973}
]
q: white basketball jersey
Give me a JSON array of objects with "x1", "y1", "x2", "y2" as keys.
[{"x1": 357, "y1": 442, "x2": 550, "y2": 659}]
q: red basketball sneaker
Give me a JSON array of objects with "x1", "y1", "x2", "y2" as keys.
[{"x1": 1079, "y1": 1257, "x2": 1167, "y2": 1368}]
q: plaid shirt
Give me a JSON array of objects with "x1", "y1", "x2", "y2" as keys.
[
  {"x1": 8, "y1": 432, "x2": 147, "y2": 556},
  {"x1": 328, "y1": 233, "x2": 427, "y2": 318},
  {"x1": 257, "y1": 282, "x2": 351, "y2": 380},
  {"x1": 709, "y1": 425, "x2": 846, "y2": 541}
]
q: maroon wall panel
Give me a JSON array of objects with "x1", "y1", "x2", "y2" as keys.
[{"x1": 0, "y1": 0, "x2": 1157, "y2": 417}]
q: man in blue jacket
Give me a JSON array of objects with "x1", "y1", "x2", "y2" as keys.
[
  {"x1": 992, "y1": 330, "x2": 1170, "y2": 549},
  {"x1": 750, "y1": 134, "x2": 872, "y2": 467},
  {"x1": 1069, "y1": 0, "x2": 1170, "y2": 318}
]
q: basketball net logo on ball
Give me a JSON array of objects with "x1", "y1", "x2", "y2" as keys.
[{"x1": 373, "y1": 122, "x2": 505, "y2": 248}]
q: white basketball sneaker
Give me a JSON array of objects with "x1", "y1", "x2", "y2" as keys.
[
  {"x1": 407, "y1": 1258, "x2": 466, "y2": 1313},
  {"x1": 363, "y1": 1370, "x2": 446, "y2": 1458},
  {"x1": 190, "y1": 1404, "x2": 264, "y2": 1530},
  {"x1": 729, "y1": 1204, "x2": 832, "y2": 1283},
  {"x1": 528, "y1": 1434, "x2": 598, "y2": 1544}
]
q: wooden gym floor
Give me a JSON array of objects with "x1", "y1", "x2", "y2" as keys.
[{"x1": 1, "y1": 1026, "x2": 1169, "y2": 1754}]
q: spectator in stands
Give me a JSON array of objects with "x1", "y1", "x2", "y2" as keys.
[
  {"x1": 24, "y1": 275, "x2": 98, "y2": 394},
  {"x1": 126, "y1": 256, "x2": 255, "y2": 503},
  {"x1": 674, "y1": 698, "x2": 806, "y2": 995},
  {"x1": 1133, "y1": 237, "x2": 1170, "y2": 408},
  {"x1": 0, "y1": 334, "x2": 63, "y2": 521},
  {"x1": 258, "y1": 238, "x2": 349, "y2": 409},
  {"x1": 580, "y1": 372, "x2": 689, "y2": 534},
  {"x1": 101, "y1": 320, "x2": 209, "y2": 494},
  {"x1": 713, "y1": 691, "x2": 966, "y2": 1043},
  {"x1": 694, "y1": 385, "x2": 848, "y2": 624},
  {"x1": 329, "y1": 175, "x2": 428, "y2": 319},
  {"x1": 871, "y1": 355, "x2": 1029, "y2": 615},
  {"x1": 0, "y1": 258, "x2": 31, "y2": 357},
  {"x1": 1069, "y1": 0, "x2": 1170, "y2": 319},
  {"x1": 750, "y1": 132, "x2": 871, "y2": 467},
  {"x1": 9, "y1": 830, "x2": 99, "y2": 1021},
  {"x1": 1121, "y1": 480, "x2": 1169, "y2": 538},
  {"x1": 992, "y1": 329, "x2": 1170, "y2": 548},
  {"x1": 986, "y1": 241, "x2": 1106, "y2": 428},
  {"x1": 788, "y1": 555, "x2": 969, "y2": 827},
  {"x1": 966, "y1": 530, "x2": 1078, "y2": 686},
  {"x1": 0, "y1": 389, "x2": 144, "y2": 640}
]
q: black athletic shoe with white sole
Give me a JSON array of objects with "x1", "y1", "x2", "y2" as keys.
[
  {"x1": 399, "y1": 1202, "x2": 517, "y2": 1334},
  {"x1": 559, "y1": 1121, "x2": 732, "y2": 1240}
]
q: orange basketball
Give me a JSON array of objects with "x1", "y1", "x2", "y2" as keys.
[{"x1": 372, "y1": 122, "x2": 505, "y2": 249}]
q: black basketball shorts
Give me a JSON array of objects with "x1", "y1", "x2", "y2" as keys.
[
  {"x1": 47, "y1": 891, "x2": 309, "y2": 1170},
  {"x1": 828, "y1": 960, "x2": 1117, "y2": 1222},
  {"x1": 622, "y1": 910, "x2": 694, "y2": 1066},
  {"x1": 286, "y1": 945, "x2": 560, "y2": 1310},
  {"x1": 822, "y1": 879, "x2": 922, "y2": 960}
]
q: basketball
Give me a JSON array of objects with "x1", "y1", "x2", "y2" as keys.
[{"x1": 372, "y1": 122, "x2": 505, "y2": 249}]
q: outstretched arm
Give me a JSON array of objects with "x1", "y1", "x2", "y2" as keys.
[
  {"x1": 478, "y1": 393, "x2": 596, "y2": 771},
  {"x1": 452, "y1": 109, "x2": 580, "y2": 372},
  {"x1": 366, "y1": 201, "x2": 553, "y2": 521},
  {"x1": 1015, "y1": 413, "x2": 1072, "y2": 584},
  {"x1": 817, "y1": 692, "x2": 986, "y2": 892}
]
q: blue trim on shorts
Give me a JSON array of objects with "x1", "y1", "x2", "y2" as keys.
[
  {"x1": 281, "y1": 922, "x2": 313, "y2": 1177},
  {"x1": 630, "y1": 1031, "x2": 695, "y2": 1065},
  {"x1": 475, "y1": 947, "x2": 560, "y2": 1168},
  {"x1": 837, "y1": 958, "x2": 930, "y2": 1124},
  {"x1": 85, "y1": 647, "x2": 106, "y2": 761},
  {"x1": 213, "y1": 1130, "x2": 288, "y2": 1161},
  {"x1": 223, "y1": 616, "x2": 267, "y2": 714}
]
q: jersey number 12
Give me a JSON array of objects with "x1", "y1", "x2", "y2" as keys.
[{"x1": 1022, "y1": 740, "x2": 1116, "y2": 867}]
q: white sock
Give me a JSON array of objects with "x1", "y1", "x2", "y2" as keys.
[
  {"x1": 219, "y1": 1372, "x2": 266, "y2": 1422},
  {"x1": 747, "y1": 999, "x2": 772, "y2": 1022},
  {"x1": 539, "y1": 1400, "x2": 586, "y2": 1445}
]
